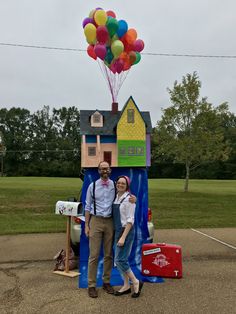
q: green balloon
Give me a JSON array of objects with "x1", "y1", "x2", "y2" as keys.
[
  {"x1": 106, "y1": 18, "x2": 119, "y2": 37},
  {"x1": 111, "y1": 40, "x2": 124, "y2": 59},
  {"x1": 134, "y1": 52, "x2": 141, "y2": 65},
  {"x1": 105, "y1": 48, "x2": 113, "y2": 64}
]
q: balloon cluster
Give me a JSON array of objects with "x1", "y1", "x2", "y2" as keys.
[{"x1": 83, "y1": 8, "x2": 144, "y2": 74}]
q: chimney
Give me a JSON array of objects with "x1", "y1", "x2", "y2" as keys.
[{"x1": 112, "y1": 102, "x2": 118, "y2": 114}]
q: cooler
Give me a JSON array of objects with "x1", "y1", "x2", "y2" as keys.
[{"x1": 141, "y1": 243, "x2": 182, "y2": 278}]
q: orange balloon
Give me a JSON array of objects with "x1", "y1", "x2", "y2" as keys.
[{"x1": 125, "y1": 28, "x2": 137, "y2": 44}]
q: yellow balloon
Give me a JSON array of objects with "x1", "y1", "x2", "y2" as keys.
[
  {"x1": 84, "y1": 23, "x2": 96, "y2": 43},
  {"x1": 89, "y1": 9, "x2": 95, "y2": 19},
  {"x1": 94, "y1": 10, "x2": 107, "y2": 26}
]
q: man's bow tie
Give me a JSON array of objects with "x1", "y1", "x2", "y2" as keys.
[{"x1": 101, "y1": 180, "x2": 109, "y2": 187}]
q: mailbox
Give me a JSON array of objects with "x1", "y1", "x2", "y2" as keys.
[{"x1": 55, "y1": 201, "x2": 83, "y2": 217}]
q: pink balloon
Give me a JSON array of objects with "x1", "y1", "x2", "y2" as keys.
[
  {"x1": 133, "y1": 39, "x2": 145, "y2": 52},
  {"x1": 96, "y1": 26, "x2": 109, "y2": 44},
  {"x1": 94, "y1": 44, "x2": 107, "y2": 60}
]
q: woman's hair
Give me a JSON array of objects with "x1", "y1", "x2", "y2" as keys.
[{"x1": 116, "y1": 175, "x2": 131, "y2": 192}]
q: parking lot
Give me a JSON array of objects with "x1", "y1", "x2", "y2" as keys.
[{"x1": 0, "y1": 228, "x2": 235, "y2": 314}]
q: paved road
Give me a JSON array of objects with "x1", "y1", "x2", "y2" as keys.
[{"x1": 0, "y1": 228, "x2": 235, "y2": 314}]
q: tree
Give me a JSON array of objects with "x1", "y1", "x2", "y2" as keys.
[
  {"x1": 0, "y1": 107, "x2": 32, "y2": 175},
  {"x1": 0, "y1": 131, "x2": 6, "y2": 176},
  {"x1": 153, "y1": 72, "x2": 230, "y2": 191}
]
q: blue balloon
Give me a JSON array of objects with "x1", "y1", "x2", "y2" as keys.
[{"x1": 117, "y1": 20, "x2": 128, "y2": 38}]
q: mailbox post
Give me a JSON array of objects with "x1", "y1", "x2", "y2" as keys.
[{"x1": 54, "y1": 201, "x2": 83, "y2": 277}]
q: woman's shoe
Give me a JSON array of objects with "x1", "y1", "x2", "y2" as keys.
[
  {"x1": 131, "y1": 281, "x2": 143, "y2": 298},
  {"x1": 114, "y1": 288, "x2": 131, "y2": 296}
]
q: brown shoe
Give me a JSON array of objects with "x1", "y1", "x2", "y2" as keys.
[
  {"x1": 88, "y1": 287, "x2": 98, "y2": 298},
  {"x1": 103, "y1": 283, "x2": 114, "y2": 294}
]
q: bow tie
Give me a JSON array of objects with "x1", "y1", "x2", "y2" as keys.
[{"x1": 101, "y1": 180, "x2": 109, "y2": 187}]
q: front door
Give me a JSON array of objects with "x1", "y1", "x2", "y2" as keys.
[{"x1": 103, "y1": 151, "x2": 112, "y2": 166}]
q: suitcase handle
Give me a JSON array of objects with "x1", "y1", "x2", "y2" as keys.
[{"x1": 157, "y1": 243, "x2": 166, "y2": 246}]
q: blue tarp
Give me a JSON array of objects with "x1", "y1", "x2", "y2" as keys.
[{"x1": 79, "y1": 167, "x2": 163, "y2": 288}]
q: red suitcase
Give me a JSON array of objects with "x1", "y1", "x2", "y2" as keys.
[{"x1": 141, "y1": 243, "x2": 182, "y2": 278}]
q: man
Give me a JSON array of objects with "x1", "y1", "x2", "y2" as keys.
[{"x1": 85, "y1": 161, "x2": 135, "y2": 298}]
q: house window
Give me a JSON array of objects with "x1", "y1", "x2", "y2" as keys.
[
  {"x1": 93, "y1": 113, "x2": 101, "y2": 123},
  {"x1": 127, "y1": 109, "x2": 135, "y2": 123},
  {"x1": 119, "y1": 147, "x2": 126, "y2": 155},
  {"x1": 91, "y1": 111, "x2": 103, "y2": 127},
  {"x1": 136, "y1": 147, "x2": 144, "y2": 155},
  {"x1": 128, "y1": 147, "x2": 135, "y2": 155},
  {"x1": 88, "y1": 147, "x2": 96, "y2": 156}
]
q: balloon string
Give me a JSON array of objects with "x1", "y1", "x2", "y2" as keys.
[
  {"x1": 97, "y1": 60, "x2": 115, "y2": 102},
  {"x1": 96, "y1": 59, "x2": 130, "y2": 103}
]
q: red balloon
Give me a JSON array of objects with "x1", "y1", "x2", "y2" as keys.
[
  {"x1": 115, "y1": 59, "x2": 124, "y2": 73},
  {"x1": 106, "y1": 10, "x2": 116, "y2": 18},
  {"x1": 96, "y1": 26, "x2": 109, "y2": 44},
  {"x1": 123, "y1": 60, "x2": 131, "y2": 71},
  {"x1": 87, "y1": 45, "x2": 97, "y2": 60},
  {"x1": 129, "y1": 51, "x2": 136, "y2": 64}
]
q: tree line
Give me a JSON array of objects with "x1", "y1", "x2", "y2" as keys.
[
  {"x1": 0, "y1": 72, "x2": 235, "y2": 187},
  {"x1": 0, "y1": 106, "x2": 81, "y2": 177}
]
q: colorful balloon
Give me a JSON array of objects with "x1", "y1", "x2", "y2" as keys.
[
  {"x1": 106, "y1": 17, "x2": 119, "y2": 37},
  {"x1": 106, "y1": 10, "x2": 116, "y2": 18},
  {"x1": 89, "y1": 9, "x2": 96, "y2": 19},
  {"x1": 82, "y1": 17, "x2": 93, "y2": 28},
  {"x1": 133, "y1": 52, "x2": 141, "y2": 64},
  {"x1": 117, "y1": 20, "x2": 128, "y2": 38},
  {"x1": 82, "y1": 7, "x2": 144, "y2": 102},
  {"x1": 94, "y1": 44, "x2": 107, "y2": 60},
  {"x1": 84, "y1": 23, "x2": 97, "y2": 44},
  {"x1": 133, "y1": 39, "x2": 145, "y2": 52},
  {"x1": 87, "y1": 45, "x2": 97, "y2": 60},
  {"x1": 94, "y1": 9, "x2": 107, "y2": 26},
  {"x1": 125, "y1": 28, "x2": 137, "y2": 44},
  {"x1": 129, "y1": 51, "x2": 137, "y2": 64},
  {"x1": 111, "y1": 40, "x2": 124, "y2": 59},
  {"x1": 96, "y1": 26, "x2": 109, "y2": 44}
]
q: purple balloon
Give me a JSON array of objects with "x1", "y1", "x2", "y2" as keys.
[
  {"x1": 133, "y1": 39, "x2": 145, "y2": 52},
  {"x1": 82, "y1": 17, "x2": 93, "y2": 28},
  {"x1": 94, "y1": 44, "x2": 107, "y2": 60}
]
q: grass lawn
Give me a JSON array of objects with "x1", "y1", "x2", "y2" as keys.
[{"x1": 0, "y1": 177, "x2": 235, "y2": 235}]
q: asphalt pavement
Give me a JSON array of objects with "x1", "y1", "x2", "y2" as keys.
[{"x1": 0, "y1": 228, "x2": 235, "y2": 314}]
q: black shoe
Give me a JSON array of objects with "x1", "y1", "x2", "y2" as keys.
[
  {"x1": 131, "y1": 281, "x2": 143, "y2": 298},
  {"x1": 103, "y1": 283, "x2": 114, "y2": 294},
  {"x1": 88, "y1": 287, "x2": 98, "y2": 298},
  {"x1": 114, "y1": 288, "x2": 131, "y2": 296}
]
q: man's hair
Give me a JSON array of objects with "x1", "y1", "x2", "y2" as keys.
[{"x1": 98, "y1": 161, "x2": 110, "y2": 169}]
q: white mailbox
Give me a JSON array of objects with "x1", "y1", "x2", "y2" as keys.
[{"x1": 55, "y1": 201, "x2": 83, "y2": 217}]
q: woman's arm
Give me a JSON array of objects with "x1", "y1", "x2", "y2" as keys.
[{"x1": 117, "y1": 223, "x2": 132, "y2": 246}]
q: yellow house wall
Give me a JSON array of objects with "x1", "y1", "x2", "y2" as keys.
[{"x1": 117, "y1": 99, "x2": 145, "y2": 140}]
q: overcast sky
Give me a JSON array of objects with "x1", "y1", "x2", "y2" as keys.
[{"x1": 0, "y1": 0, "x2": 235, "y2": 126}]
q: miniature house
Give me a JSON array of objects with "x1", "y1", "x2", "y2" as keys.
[{"x1": 80, "y1": 96, "x2": 152, "y2": 168}]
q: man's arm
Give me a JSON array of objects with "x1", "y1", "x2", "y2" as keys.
[
  {"x1": 85, "y1": 210, "x2": 91, "y2": 237},
  {"x1": 84, "y1": 184, "x2": 92, "y2": 237},
  {"x1": 129, "y1": 194, "x2": 137, "y2": 204}
]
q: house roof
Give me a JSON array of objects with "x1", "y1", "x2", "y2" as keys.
[{"x1": 80, "y1": 109, "x2": 152, "y2": 135}]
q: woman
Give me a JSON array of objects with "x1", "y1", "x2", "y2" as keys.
[{"x1": 112, "y1": 175, "x2": 143, "y2": 298}]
